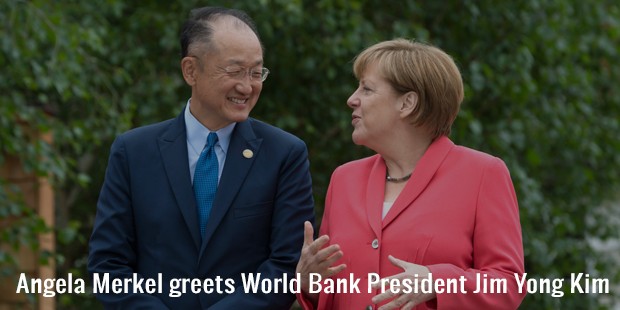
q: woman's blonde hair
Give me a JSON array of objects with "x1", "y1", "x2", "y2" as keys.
[{"x1": 353, "y1": 39, "x2": 464, "y2": 140}]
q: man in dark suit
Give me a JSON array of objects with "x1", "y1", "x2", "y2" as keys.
[{"x1": 88, "y1": 6, "x2": 315, "y2": 309}]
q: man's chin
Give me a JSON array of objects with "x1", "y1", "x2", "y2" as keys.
[{"x1": 231, "y1": 114, "x2": 251, "y2": 123}]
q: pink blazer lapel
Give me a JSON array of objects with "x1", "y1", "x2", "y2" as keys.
[
  {"x1": 365, "y1": 155, "x2": 386, "y2": 238},
  {"x1": 382, "y1": 136, "x2": 455, "y2": 228}
]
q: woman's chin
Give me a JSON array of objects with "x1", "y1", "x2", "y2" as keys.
[{"x1": 351, "y1": 134, "x2": 365, "y2": 146}]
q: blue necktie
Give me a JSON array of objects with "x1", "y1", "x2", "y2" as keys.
[{"x1": 194, "y1": 132, "x2": 219, "y2": 239}]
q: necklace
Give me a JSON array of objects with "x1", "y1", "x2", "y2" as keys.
[{"x1": 386, "y1": 173, "x2": 412, "y2": 183}]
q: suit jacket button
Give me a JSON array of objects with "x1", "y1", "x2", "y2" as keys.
[
  {"x1": 371, "y1": 239, "x2": 379, "y2": 249},
  {"x1": 365, "y1": 305, "x2": 373, "y2": 310}
]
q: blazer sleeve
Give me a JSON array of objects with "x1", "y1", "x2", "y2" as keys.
[
  {"x1": 209, "y1": 138, "x2": 315, "y2": 310},
  {"x1": 296, "y1": 168, "x2": 337, "y2": 310},
  {"x1": 87, "y1": 136, "x2": 169, "y2": 309},
  {"x1": 427, "y1": 158, "x2": 526, "y2": 309}
]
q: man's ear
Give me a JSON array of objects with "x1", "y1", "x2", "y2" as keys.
[
  {"x1": 399, "y1": 91, "x2": 418, "y2": 118},
  {"x1": 181, "y1": 56, "x2": 198, "y2": 86}
]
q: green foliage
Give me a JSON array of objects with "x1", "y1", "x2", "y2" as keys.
[{"x1": 1, "y1": 0, "x2": 618, "y2": 308}]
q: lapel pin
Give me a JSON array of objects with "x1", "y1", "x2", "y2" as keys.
[{"x1": 242, "y1": 149, "x2": 254, "y2": 159}]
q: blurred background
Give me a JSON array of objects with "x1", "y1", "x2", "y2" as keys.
[{"x1": 1, "y1": 0, "x2": 619, "y2": 309}]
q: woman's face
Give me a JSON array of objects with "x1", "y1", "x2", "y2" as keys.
[{"x1": 347, "y1": 63, "x2": 403, "y2": 148}]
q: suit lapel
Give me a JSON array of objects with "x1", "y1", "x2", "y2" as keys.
[
  {"x1": 199, "y1": 119, "x2": 262, "y2": 259},
  {"x1": 158, "y1": 112, "x2": 202, "y2": 250},
  {"x1": 366, "y1": 155, "x2": 386, "y2": 238},
  {"x1": 382, "y1": 136, "x2": 454, "y2": 228}
]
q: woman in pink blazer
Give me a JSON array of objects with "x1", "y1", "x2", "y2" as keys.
[{"x1": 296, "y1": 39, "x2": 525, "y2": 309}]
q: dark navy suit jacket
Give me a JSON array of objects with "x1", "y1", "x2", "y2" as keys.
[{"x1": 88, "y1": 111, "x2": 315, "y2": 309}]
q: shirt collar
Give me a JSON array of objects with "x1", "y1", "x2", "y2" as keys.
[{"x1": 185, "y1": 100, "x2": 235, "y2": 154}]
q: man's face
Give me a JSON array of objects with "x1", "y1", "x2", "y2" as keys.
[{"x1": 185, "y1": 17, "x2": 264, "y2": 131}]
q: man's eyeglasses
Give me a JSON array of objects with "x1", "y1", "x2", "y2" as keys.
[{"x1": 219, "y1": 66, "x2": 270, "y2": 82}]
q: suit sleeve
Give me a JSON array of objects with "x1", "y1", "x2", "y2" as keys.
[
  {"x1": 209, "y1": 139, "x2": 315, "y2": 310},
  {"x1": 427, "y1": 158, "x2": 526, "y2": 309},
  {"x1": 88, "y1": 136, "x2": 169, "y2": 309},
  {"x1": 296, "y1": 168, "x2": 337, "y2": 310}
]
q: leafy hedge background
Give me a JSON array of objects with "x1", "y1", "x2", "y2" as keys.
[{"x1": 1, "y1": 0, "x2": 619, "y2": 309}]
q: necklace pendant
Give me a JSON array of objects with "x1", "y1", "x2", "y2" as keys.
[{"x1": 386, "y1": 173, "x2": 412, "y2": 183}]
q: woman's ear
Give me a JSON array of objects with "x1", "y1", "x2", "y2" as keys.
[
  {"x1": 399, "y1": 91, "x2": 418, "y2": 118},
  {"x1": 181, "y1": 56, "x2": 198, "y2": 86}
]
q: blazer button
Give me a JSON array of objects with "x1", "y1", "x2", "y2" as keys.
[
  {"x1": 371, "y1": 239, "x2": 379, "y2": 249},
  {"x1": 365, "y1": 305, "x2": 373, "y2": 310}
]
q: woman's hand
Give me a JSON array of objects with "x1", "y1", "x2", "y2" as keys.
[
  {"x1": 371, "y1": 255, "x2": 436, "y2": 310},
  {"x1": 295, "y1": 221, "x2": 347, "y2": 304}
]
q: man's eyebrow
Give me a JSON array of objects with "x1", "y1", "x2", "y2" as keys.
[{"x1": 225, "y1": 59, "x2": 264, "y2": 66}]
